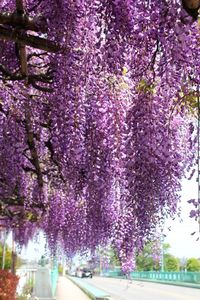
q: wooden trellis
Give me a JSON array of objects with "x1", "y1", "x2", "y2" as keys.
[
  {"x1": 0, "y1": 0, "x2": 60, "y2": 91},
  {"x1": 0, "y1": 1, "x2": 59, "y2": 222}
]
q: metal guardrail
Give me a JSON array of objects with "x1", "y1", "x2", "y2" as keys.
[
  {"x1": 105, "y1": 270, "x2": 200, "y2": 284},
  {"x1": 51, "y1": 268, "x2": 59, "y2": 296},
  {"x1": 131, "y1": 271, "x2": 200, "y2": 284}
]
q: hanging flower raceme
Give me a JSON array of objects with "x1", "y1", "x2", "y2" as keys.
[{"x1": 0, "y1": 0, "x2": 199, "y2": 266}]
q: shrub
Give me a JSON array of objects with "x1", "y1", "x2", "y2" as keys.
[
  {"x1": 186, "y1": 258, "x2": 200, "y2": 272},
  {"x1": 0, "y1": 244, "x2": 12, "y2": 270},
  {"x1": 0, "y1": 270, "x2": 19, "y2": 300},
  {"x1": 58, "y1": 264, "x2": 63, "y2": 275}
]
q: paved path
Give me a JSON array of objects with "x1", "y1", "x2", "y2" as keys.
[
  {"x1": 56, "y1": 276, "x2": 90, "y2": 300},
  {"x1": 84, "y1": 277, "x2": 200, "y2": 300}
]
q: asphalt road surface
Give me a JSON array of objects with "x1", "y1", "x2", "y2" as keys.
[{"x1": 84, "y1": 277, "x2": 200, "y2": 300}]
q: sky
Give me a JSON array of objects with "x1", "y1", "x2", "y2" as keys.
[
  {"x1": 165, "y1": 178, "x2": 200, "y2": 258},
  {"x1": 7, "y1": 178, "x2": 200, "y2": 261}
]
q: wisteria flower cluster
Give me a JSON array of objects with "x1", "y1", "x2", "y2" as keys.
[{"x1": 0, "y1": 0, "x2": 199, "y2": 270}]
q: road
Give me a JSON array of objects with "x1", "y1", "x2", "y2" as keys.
[{"x1": 84, "y1": 277, "x2": 200, "y2": 300}]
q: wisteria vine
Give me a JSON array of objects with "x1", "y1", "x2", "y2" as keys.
[{"x1": 0, "y1": 0, "x2": 199, "y2": 270}]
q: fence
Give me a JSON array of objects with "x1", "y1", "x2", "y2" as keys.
[
  {"x1": 51, "y1": 267, "x2": 59, "y2": 296},
  {"x1": 105, "y1": 270, "x2": 200, "y2": 284},
  {"x1": 131, "y1": 271, "x2": 200, "y2": 284}
]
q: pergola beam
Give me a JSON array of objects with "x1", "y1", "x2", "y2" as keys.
[
  {"x1": 0, "y1": 25, "x2": 60, "y2": 53},
  {"x1": 16, "y1": 0, "x2": 24, "y2": 14},
  {"x1": 0, "y1": 12, "x2": 48, "y2": 33},
  {"x1": 182, "y1": 0, "x2": 200, "y2": 9},
  {"x1": 0, "y1": 0, "x2": 60, "y2": 91}
]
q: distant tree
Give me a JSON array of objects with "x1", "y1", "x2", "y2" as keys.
[
  {"x1": 186, "y1": 258, "x2": 200, "y2": 271},
  {"x1": 58, "y1": 263, "x2": 63, "y2": 275},
  {"x1": 108, "y1": 248, "x2": 121, "y2": 267},
  {"x1": 162, "y1": 243, "x2": 180, "y2": 271},
  {"x1": 136, "y1": 242, "x2": 181, "y2": 272},
  {"x1": 95, "y1": 246, "x2": 121, "y2": 270},
  {"x1": 0, "y1": 244, "x2": 12, "y2": 270},
  {"x1": 136, "y1": 242, "x2": 160, "y2": 271},
  {"x1": 0, "y1": 243, "x2": 22, "y2": 270},
  {"x1": 164, "y1": 254, "x2": 180, "y2": 271},
  {"x1": 163, "y1": 243, "x2": 171, "y2": 253}
]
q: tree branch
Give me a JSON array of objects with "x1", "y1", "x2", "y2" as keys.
[
  {"x1": 0, "y1": 64, "x2": 20, "y2": 79},
  {"x1": 27, "y1": 52, "x2": 47, "y2": 61},
  {"x1": 45, "y1": 138, "x2": 65, "y2": 182},
  {"x1": 24, "y1": 109, "x2": 43, "y2": 187},
  {"x1": 30, "y1": 81, "x2": 53, "y2": 93},
  {"x1": 182, "y1": 0, "x2": 200, "y2": 9},
  {"x1": 0, "y1": 63, "x2": 54, "y2": 92},
  {"x1": 16, "y1": 0, "x2": 24, "y2": 14}
]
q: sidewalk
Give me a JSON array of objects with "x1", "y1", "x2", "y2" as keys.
[{"x1": 56, "y1": 276, "x2": 90, "y2": 300}]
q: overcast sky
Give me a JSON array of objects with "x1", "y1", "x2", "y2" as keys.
[{"x1": 165, "y1": 178, "x2": 200, "y2": 258}]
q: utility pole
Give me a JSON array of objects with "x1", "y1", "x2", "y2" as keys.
[
  {"x1": 161, "y1": 242, "x2": 164, "y2": 272},
  {"x1": 99, "y1": 247, "x2": 102, "y2": 276},
  {"x1": 160, "y1": 233, "x2": 165, "y2": 272}
]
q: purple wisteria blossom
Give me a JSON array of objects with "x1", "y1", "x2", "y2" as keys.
[{"x1": 0, "y1": 1, "x2": 199, "y2": 270}]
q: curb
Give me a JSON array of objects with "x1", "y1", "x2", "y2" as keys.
[
  {"x1": 67, "y1": 276, "x2": 110, "y2": 300},
  {"x1": 106, "y1": 275, "x2": 200, "y2": 289},
  {"x1": 130, "y1": 278, "x2": 200, "y2": 289}
]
